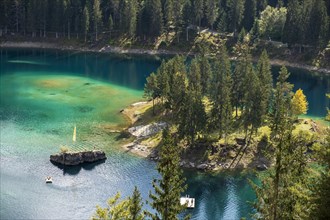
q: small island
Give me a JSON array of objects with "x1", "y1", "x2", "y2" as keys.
[{"x1": 50, "y1": 150, "x2": 106, "y2": 166}]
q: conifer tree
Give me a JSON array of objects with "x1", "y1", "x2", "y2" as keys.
[
  {"x1": 209, "y1": 46, "x2": 233, "y2": 139},
  {"x1": 164, "y1": 0, "x2": 174, "y2": 32},
  {"x1": 172, "y1": 0, "x2": 185, "y2": 42},
  {"x1": 129, "y1": 186, "x2": 144, "y2": 220},
  {"x1": 242, "y1": 63, "x2": 263, "y2": 138},
  {"x1": 198, "y1": 56, "x2": 212, "y2": 95},
  {"x1": 256, "y1": 50, "x2": 273, "y2": 119},
  {"x1": 144, "y1": 0, "x2": 163, "y2": 37},
  {"x1": 194, "y1": 0, "x2": 204, "y2": 27},
  {"x1": 156, "y1": 61, "x2": 170, "y2": 104},
  {"x1": 92, "y1": 192, "x2": 131, "y2": 219},
  {"x1": 268, "y1": 66, "x2": 294, "y2": 220},
  {"x1": 312, "y1": 129, "x2": 330, "y2": 219},
  {"x1": 178, "y1": 88, "x2": 206, "y2": 145},
  {"x1": 307, "y1": 0, "x2": 329, "y2": 46},
  {"x1": 82, "y1": 6, "x2": 90, "y2": 43},
  {"x1": 144, "y1": 72, "x2": 160, "y2": 115},
  {"x1": 205, "y1": 0, "x2": 218, "y2": 29},
  {"x1": 92, "y1": 0, "x2": 102, "y2": 41},
  {"x1": 232, "y1": 46, "x2": 251, "y2": 117},
  {"x1": 227, "y1": 0, "x2": 245, "y2": 35},
  {"x1": 166, "y1": 56, "x2": 187, "y2": 112},
  {"x1": 127, "y1": 0, "x2": 138, "y2": 37},
  {"x1": 326, "y1": 93, "x2": 330, "y2": 121},
  {"x1": 242, "y1": 0, "x2": 256, "y2": 31},
  {"x1": 270, "y1": 66, "x2": 294, "y2": 136},
  {"x1": 148, "y1": 129, "x2": 189, "y2": 220},
  {"x1": 188, "y1": 59, "x2": 202, "y2": 94},
  {"x1": 291, "y1": 88, "x2": 308, "y2": 116},
  {"x1": 251, "y1": 130, "x2": 316, "y2": 220}
]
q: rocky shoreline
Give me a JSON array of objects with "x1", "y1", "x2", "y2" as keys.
[
  {"x1": 50, "y1": 150, "x2": 106, "y2": 166},
  {"x1": 121, "y1": 103, "x2": 324, "y2": 172}
]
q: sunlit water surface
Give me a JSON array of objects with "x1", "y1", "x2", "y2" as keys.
[{"x1": 0, "y1": 48, "x2": 329, "y2": 220}]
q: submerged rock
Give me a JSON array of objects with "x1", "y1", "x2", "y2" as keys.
[{"x1": 50, "y1": 150, "x2": 106, "y2": 166}]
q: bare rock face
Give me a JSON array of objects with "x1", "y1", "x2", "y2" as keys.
[{"x1": 50, "y1": 150, "x2": 106, "y2": 166}]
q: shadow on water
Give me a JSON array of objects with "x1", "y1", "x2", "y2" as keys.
[{"x1": 50, "y1": 159, "x2": 106, "y2": 175}]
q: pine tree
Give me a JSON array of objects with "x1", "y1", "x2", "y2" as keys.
[
  {"x1": 232, "y1": 46, "x2": 251, "y2": 117},
  {"x1": 92, "y1": 0, "x2": 102, "y2": 41},
  {"x1": 283, "y1": 0, "x2": 302, "y2": 46},
  {"x1": 269, "y1": 66, "x2": 294, "y2": 220},
  {"x1": 187, "y1": 59, "x2": 202, "y2": 94},
  {"x1": 251, "y1": 130, "x2": 316, "y2": 220},
  {"x1": 312, "y1": 129, "x2": 330, "y2": 219},
  {"x1": 242, "y1": 0, "x2": 256, "y2": 31},
  {"x1": 326, "y1": 93, "x2": 330, "y2": 121},
  {"x1": 129, "y1": 186, "x2": 144, "y2": 220},
  {"x1": 198, "y1": 56, "x2": 212, "y2": 95},
  {"x1": 92, "y1": 192, "x2": 131, "y2": 219},
  {"x1": 144, "y1": 72, "x2": 160, "y2": 115},
  {"x1": 194, "y1": 0, "x2": 204, "y2": 27},
  {"x1": 256, "y1": 50, "x2": 273, "y2": 119},
  {"x1": 227, "y1": 0, "x2": 245, "y2": 35},
  {"x1": 156, "y1": 61, "x2": 170, "y2": 104},
  {"x1": 291, "y1": 88, "x2": 308, "y2": 116},
  {"x1": 205, "y1": 0, "x2": 218, "y2": 29},
  {"x1": 144, "y1": 0, "x2": 163, "y2": 37},
  {"x1": 209, "y1": 46, "x2": 233, "y2": 139},
  {"x1": 127, "y1": 0, "x2": 138, "y2": 37},
  {"x1": 178, "y1": 88, "x2": 206, "y2": 145},
  {"x1": 148, "y1": 129, "x2": 189, "y2": 220},
  {"x1": 166, "y1": 56, "x2": 187, "y2": 112},
  {"x1": 82, "y1": 6, "x2": 90, "y2": 43},
  {"x1": 164, "y1": 0, "x2": 174, "y2": 32},
  {"x1": 270, "y1": 66, "x2": 294, "y2": 136},
  {"x1": 306, "y1": 0, "x2": 329, "y2": 46},
  {"x1": 242, "y1": 62, "x2": 263, "y2": 138},
  {"x1": 172, "y1": 0, "x2": 185, "y2": 42}
]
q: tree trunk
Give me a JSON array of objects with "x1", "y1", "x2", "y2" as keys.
[
  {"x1": 152, "y1": 98, "x2": 155, "y2": 115},
  {"x1": 68, "y1": 21, "x2": 70, "y2": 40},
  {"x1": 273, "y1": 141, "x2": 282, "y2": 220},
  {"x1": 95, "y1": 25, "x2": 98, "y2": 41}
]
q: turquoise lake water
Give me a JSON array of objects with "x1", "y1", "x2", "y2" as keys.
[{"x1": 0, "y1": 48, "x2": 329, "y2": 220}]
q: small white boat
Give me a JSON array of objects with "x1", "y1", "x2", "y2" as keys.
[
  {"x1": 45, "y1": 176, "x2": 53, "y2": 183},
  {"x1": 180, "y1": 195, "x2": 195, "y2": 208}
]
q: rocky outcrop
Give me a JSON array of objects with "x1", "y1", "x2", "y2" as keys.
[
  {"x1": 128, "y1": 122, "x2": 167, "y2": 138},
  {"x1": 50, "y1": 150, "x2": 106, "y2": 166}
]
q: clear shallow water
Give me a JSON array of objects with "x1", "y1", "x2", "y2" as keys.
[{"x1": 0, "y1": 48, "x2": 328, "y2": 220}]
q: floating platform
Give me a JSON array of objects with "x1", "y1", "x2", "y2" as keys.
[
  {"x1": 45, "y1": 176, "x2": 52, "y2": 183},
  {"x1": 180, "y1": 196, "x2": 195, "y2": 208}
]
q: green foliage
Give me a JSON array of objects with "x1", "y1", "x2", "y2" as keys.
[
  {"x1": 269, "y1": 66, "x2": 294, "y2": 136},
  {"x1": 129, "y1": 186, "x2": 144, "y2": 220},
  {"x1": 209, "y1": 46, "x2": 233, "y2": 139},
  {"x1": 251, "y1": 130, "x2": 318, "y2": 220},
  {"x1": 242, "y1": 0, "x2": 257, "y2": 31},
  {"x1": 257, "y1": 6, "x2": 287, "y2": 40},
  {"x1": 326, "y1": 93, "x2": 330, "y2": 121},
  {"x1": 256, "y1": 50, "x2": 273, "y2": 118},
  {"x1": 227, "y1": 0, "x2": 245, "y2": 34},
  {"x1": 148, "y1": 129, "x2": 189, "y2": 220},
  {"x1": 92, "y1": 192, "x2": 131, "y2": 220},
  {"x1": 92, "y1": 188, "x2": 144, "y2": 220},
  {"x1": 2, "y1": 0, "x2": 329, "y2": 47}
]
